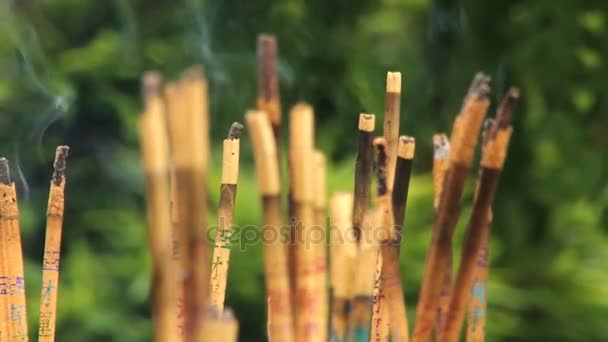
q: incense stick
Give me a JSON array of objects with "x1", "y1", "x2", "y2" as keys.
[
  {"x1": 139, "y1": 97, "x2": 177, "y2": 341},
  {"x1": 165, "y1": 76, "x2": 211, "y2": 341},
  {"x1": 257, "y1": 34, "x2": 282, "y2": 145},
  {"x1": 353, "y1": 114, "x2": 375, "y2": 242},
  {"x1": 383, "y1": 72, "x2": 402, "y2": 191},
  {"x1": 38, "y1": 146, "x2": 69, "y2": 342},
  {"x1": 412, "y1": 73, "x2": 491, "y2": 342},
  {"x1": 0, "y1": 158, "x2": 28, "y2": 341},
  {"x1": 163, "y1": 82, "x2": 188, "y2": 336},
  {"x1": 432, "y1": 134, "x2": 451, "y2": 338},
  {"x1": 391, "y1": 136, "x2": 415, "y2": 238},
  {"x1": 329, "y1": 192, "x2": 356, "y2": 342},
  {"x1": 142, "y1": 71, "x2": 164, "y2": 109},
  {"x1": 377, "y1": 138, "x2": 413, "y2": 342},
  {"x1": 465, "y1": 120, "x2": 494, "y2": 342},
  {"x1": 312, "y1": 150, "x2": 329, "y2": 342},
  {"x1": 209, "y1": 123, "x2": 243, "y2": 314},
  {"x1": 245, "y1": 111, "x2": 294, "y2": 342},
  {"x1": 0, "y1": 160, "x2": 12, "y2": 341},
  {"x1": 346, "y1": 209, "x2": 381, "y2": 342},
  {"x1": 290, "y1": 103, "x2": 325, "y2": 341},
  {"x1": 440, "y1": 88, "x2": 518, "y2": 342}
]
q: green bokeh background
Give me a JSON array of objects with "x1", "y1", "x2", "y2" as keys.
[{"x1": 1, "y1": 0, "x2": 607, "y2": 341}]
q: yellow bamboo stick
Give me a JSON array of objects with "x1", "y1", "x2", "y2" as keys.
[{"x1": 37, "y1": 146, "x2": 69, "y2": 342}]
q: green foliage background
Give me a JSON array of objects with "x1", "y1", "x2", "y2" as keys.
[{"x1": 1, "y1": 0, "x2": 607, "y2": 340}]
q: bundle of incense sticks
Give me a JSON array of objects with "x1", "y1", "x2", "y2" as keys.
[
  {"x1": 131, "y1": 34, "x2": 518, "y2": 342},
  {"x1": 0, "y1": 147, "x2": 70, "y2": 342}
]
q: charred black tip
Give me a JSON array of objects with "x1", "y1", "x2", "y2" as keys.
[
  {"x1": 496, "y1": 87, "x2": 520, "y2": 128},
  {"x1": 373, "y1": 138, "x2": 388, "y2": 196},
  {"x1": 228, "y1": 122, "x2": 244, "y2": 140},
  {"x1": 0, "y1": 158, "x2": 10, "y2": 185},
  {"x1": 52, "y1": 146, "x2": 69, "y2": 185}
]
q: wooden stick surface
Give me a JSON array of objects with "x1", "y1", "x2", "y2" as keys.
[
  {"x1": 329, "y1": 193, "x2": 356, "y2": 342},
  {"x1": 412, "y1": 74, "x2": 490, "y2": 342},
  {"x1": 391, "y1": 136, "x2": 415, "y2": 239},
  {"x1": 38, "y1": 146, "x2": 69, "y2": 342},
  {"x1": 140, "y1": 97, "x2": 177, "y2": 342},
  {"x1": 209, "y1": 124, "x2": 243, "y2": 313},
  {"x1": 440, "y1": 89, "x2": 518, "y2": 342},
  {"x1": 202, "y1": 309, "x2": 239, "y2": 342},
  {"x1": 246, "y1": 111, "x2": 294, "y2": 342},
  {"x1": 0, "y1": 159, "x2": 28, "y2": 341}
]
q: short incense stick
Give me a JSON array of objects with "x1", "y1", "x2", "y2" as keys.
[
  {"x1": 0, "y1": 158, "x2": 28, "y2": 340},
  {"x1": 353, "y1": 114, "x2": 375, "y2": 241},
  {"x1": 290, "y1": 103, "x2": 324, "y2": 341},
  {"x1": 383, "y1": 72, "x2": 402, "y2": 190},
  {"x1": 440, "y1": 88, "x2": 518, "y2": 342},
  {"x1": 432, "y1": 134, "x2": 451, "y2": 338},
  {"x1": 413, "y1": 73, "x2": 491, "y2": 342},
  {"x1": 329, "y1": 192, "x2": 356, "y2": 342},
  {"x1": 139, "y1": 97, "x2": 177, "y2": 341},
  {"x1": 165, "y1": 77, "x2": 210, "y2": 341},
  {"x1": 257, "y1": 34, "x2": 282, "y2": 144},
  {"x1": 377, "y1": 138, "x2": 413, "y2": 342},
  {"x1": 245, "y1": 111, "x2": 294, "y2": 342},
  {"x1": 209, "y1": 123, "x2": 243, "y2": 313},
  {"x1": 38, "y1": 146, "x2": 69, "y2": 342},
  {"x1": 391, "y1": 136, "x2": 415, "y2": 238},
  {"x1": 312, "y1": 150, "x2": 328, "y2": 342},
  {"x1": 346, "y1": 209, "x2": 381, "y2": 342},
  {"x1": 203, "y1": 308, "x2": 240, "y2": 342}
]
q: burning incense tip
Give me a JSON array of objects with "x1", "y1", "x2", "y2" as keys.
[
  {"x1": 433, "y1": 133, "x2": 450, "y2": 160},
  {"x1": 141, "y1": 71, "x2": 164, "y2": 103},
  {"x1": 374, "y1": 137, "x2": 388, "y2": 196},
  {"x1": 475, "y1": 81, "x2": 491, "y2": 100},
  {"x1": 182, "y1": 65, "x2": 205, "y2": 81},
  {"x1": 228, "y1": 122, "x2": 244, "y2": 140},
  {"x1": 397, "y1": 136, "x2": 416, "y2": 159},
  {"x1": 358, "y1": 114, "x2": 376, "y2": 132},
  {"x1": 496, "y1": 87, "x2": 520, "y2": 129},
  {"x1": 468, "y1": 72, "x2": 491, "y2": 95},
  {"x1": 53, "y1": 146, "x2": 70, "y2": 186},
  {"x1": 0, "y1": 157, "x2": 10, "y2": 185},
  {"x1": 386, "y1": 72, "x2": 402, "y2": 93}
]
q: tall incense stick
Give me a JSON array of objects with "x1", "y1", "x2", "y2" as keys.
[
  {"x1": 383, "y1": 72, "x2": 402, "y2": 190},
  {"x1": 440, "y1": 88, "x2": 518, "y2": 342},
  {"x1": 412, "y1": 73, "x2": 491, "y2": 342},
  {"x1": 246, "y1": 111, "x2": 294, "y2": 342},
  {"x1": 38, "y1": 146, "x2": 69, "y2": 342},
  {"x1": 432, "y1": 133, "x2": 451, "y2": 338},
  {"x1": 290, "y1": 103, "x2": 325, "y2": 341},
  {"x1": 329, "y1": 192, "x2": 356, "y2": 342},
  {"x1": 209, "y1": 123, "x2": 243, "y2": 313},
  {"x1": 378, "y1": 138, "x2": 414, "y2": 342},
  {"x1": 140, "y1": 96, "x2": 177, "y2": 341},
  {"x1": 0, "y1": 160, "x2": 11, "y2": 341},
  {"x1": 312, "y1": 150, "x2": 329, "y2": 342},
  {"x1": 353, "y1": 114, "x2": 376, "y2": 242},
  {"x1": 0, "y1": 158, "x2": 28, "y2": 340},
  {"x1": 165, "y1": 77, "x2": 210, "y2": 341}
]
